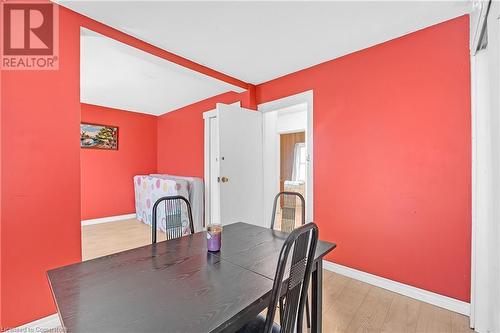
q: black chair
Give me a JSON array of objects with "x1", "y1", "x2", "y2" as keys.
[
  {"x1": 270, "y1": 191, "x2": 305, "y2": 232},
  {"x1": 270, "y1": 191, "x2": 311, "y2": 328},
  {"x1": 237, "y1": 222, "x2": 319, "y2": 333},
  {"x1": 151, "y1": 195, "x2": 194, "y2": 243}
]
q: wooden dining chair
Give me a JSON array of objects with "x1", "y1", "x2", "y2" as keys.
[
  {"x1": 151, "y1": 195, "x2": 194, "y2": 243},
  {"x1": 270, "y1": 191, "x2": 311, "y2": 328},
  {"x1": 237, "y1": 222, "x2": 319, "y2": 333}
]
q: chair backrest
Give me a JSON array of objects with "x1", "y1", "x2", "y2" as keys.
[
  {"x1": 151, "y1": 195, "x2": 194, "y2": 243},
  {"x1": 264, "y1": 222, "x2": 318, "y2": 333},
  {"x1": 270, "y1": 191, "x2": 306, "y2": 232}
]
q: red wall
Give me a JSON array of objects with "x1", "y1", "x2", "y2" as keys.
[
  {"x1": 257, "y1": 16, "x2": 471, "y2": 301},
  {"x1": 0, "y1": 4, "x2": 249, "y2": 328},
  {"x1": 80, "y1": 104, "x2": 157, "y2": 220},
  {"x1": 0, "y1": 4, "x2": 471, "y2": 328},
  {"x1": 1, "y1": 7, "x2": 82, "y2": 328},
  {"x1": 133, "y1": 16, "x2": 473, "y2": 302},
  {"x1": 157, "y1": 91, "x2": 250, "y2": 177}
]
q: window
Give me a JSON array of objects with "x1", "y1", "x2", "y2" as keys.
[{"x1": 292, "y1": 143, "x2": 307, "y2": 182}]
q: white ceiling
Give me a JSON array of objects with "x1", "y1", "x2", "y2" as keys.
[
  {"x1": 80, "y1": 28, "x2": 245, "y2": 115},
  {"x1": 64, "y1": 1, "x2": 471, "y2": 85}
]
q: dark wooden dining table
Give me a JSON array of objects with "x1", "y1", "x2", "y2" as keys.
[{"x1": 48, "y1": 222, "x2": 336, "y2": 333}]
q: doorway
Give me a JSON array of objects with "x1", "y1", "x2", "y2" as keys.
[
  {"x1": 202, "y1": 92, "x2": 312, "y2": 228},
  {"x1": 259, "y1": 90, "x2": 314, "y2": 226},
  {"x1": 276, "y1": 131, "x2": 306, "y2": 231}
]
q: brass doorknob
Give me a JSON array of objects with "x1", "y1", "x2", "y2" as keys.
[{"x1": 220, "y1": 176, "x2": 229, "y2": 183}]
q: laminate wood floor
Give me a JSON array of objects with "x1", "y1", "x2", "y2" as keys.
[
  {"x1": 81, "y1": 219, "x2": 473, "y2": 333},
  {"x1": 81, "y1": 218, "x2": 166, "y2": 261}
]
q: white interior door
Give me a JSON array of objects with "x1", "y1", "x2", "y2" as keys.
[{"x1": 217, "y1": 103, "x2": 263, "y2": 226}]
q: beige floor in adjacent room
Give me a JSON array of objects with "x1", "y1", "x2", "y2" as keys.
[
  {"x1": 82, "y1": 218, "x2": 166, "y2": 261},
  {"x1": 82, "y1": 219, "x2": 472, "y2": 333}
]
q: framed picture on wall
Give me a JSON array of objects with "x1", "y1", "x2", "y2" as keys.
[{"x1": 80, "y1": 123, "x2": 119, "y2": 150}]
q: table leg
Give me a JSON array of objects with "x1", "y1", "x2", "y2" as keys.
[{"x1": 311, "y1": 259, "x2": 323, "y2": 333}]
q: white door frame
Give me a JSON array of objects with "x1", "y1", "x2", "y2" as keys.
[
  {"x1": 469, "y1": 1, "x2": 498, "y2": 330},
  {"x1": 469, "y1": 52, "x2": 477, "y2": 330},
  {"x1": 258, "y1": 90, "x2": 314, "y2": 223},
  {"x1": 203, "y1": 109, "x2": 218, "y2": 227}
]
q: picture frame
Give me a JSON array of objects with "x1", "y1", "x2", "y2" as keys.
[{"x1": 80, "y1": 122, "x2": 119, "y2": 150}]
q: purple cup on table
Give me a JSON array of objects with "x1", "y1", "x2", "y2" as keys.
[{"x1": 207, "y1": 224, "x2": 222, "y2": 252}]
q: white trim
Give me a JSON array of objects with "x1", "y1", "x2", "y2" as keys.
[
  {"x1": 5, "y1": 313, "x2": 61, "y2": 333},
  {"x1": 470, "y1": 0, "x2": 489, "y2": 55},
  {"x1": 203, "y1": 101, "x2": 241, "y2": 119},
  {"x1": 258, "y1": 90, "x2": 314, "y2": 222},
  {"x1": 81, "y1": 213, "x2": 136, "y2": 226},
  {"x1": 203, "y1": 109, "x2": 217, "y2": 120},
  {"x1": 323, "y1": 261, "x2": 470, "y2": 316},
  {"x1": 470, "y1": 52, "x2": 478, "y2": 328},
  {"x1": 204, "y1": 108, "x2": 217, "y2": 226},
  {"x1": 469, "y1": 6, "x2": 500, "y2": 330}
]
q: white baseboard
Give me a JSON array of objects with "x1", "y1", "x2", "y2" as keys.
[
  {"x1": 6, "y1": 313, "x2": 61, "y2": 332},
  {"x1": 323, "y1": 260, "x2": 470, "y2": 316},
  {"x1": 81, "y1": 213, "x2": 136, "y2": 226}
]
